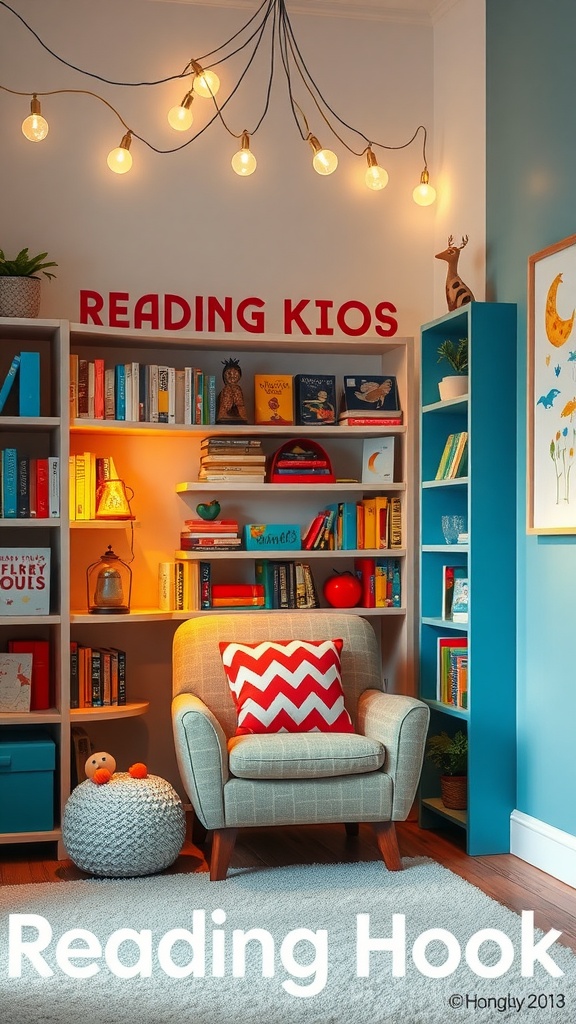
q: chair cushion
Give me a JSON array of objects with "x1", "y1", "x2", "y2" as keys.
[
  {"x1": 228, "y1": 732, "x2": 385, "y2": 780},
  {"x1": 219, "y1": 638, "x2": 354, "y2": 736}
]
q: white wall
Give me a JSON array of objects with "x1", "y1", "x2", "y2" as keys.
[
  {"x1": 0, "y1": 0, "x2": 435, "y2": 341},
  {"x1": 432, "y1": 0, "x2": 486, "y2": 318}
]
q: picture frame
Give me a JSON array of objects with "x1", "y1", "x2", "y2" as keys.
[{"x1": 528, "y1": 232, "x2": 576, "y2": 533}]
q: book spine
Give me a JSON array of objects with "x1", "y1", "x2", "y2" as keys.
[
  {"x1": 158, "y1": 561, "x2": 176, "y2": 611},
  {"x1": 0, "y1": 354, "x2": 21, "y2": 413},
  {"x1": 388, "y1": 496, "x2": 402, "y2": 548},
  {"x1": 114, "y1": 364, "x2": 126, "y2": 421},
  {"x1": 174, "y1": 559, "x2": 185, "y2": 610},
  {"x1": 104, "y1": 367, "x2": 116, "y2": 419},
  {"x1": 354, "y1": 557, "x2": 375, "y2": 608},
  {"x1": 2, "y1": 448, "x2": 18, "y2": 518},
  {"x1": 18, "y1": 351, "x2": 41, "y2": 417},
  {"x1": 200, "y1": 561, "x2": 211, "y2": 608},
  {"x1": 158, "y1": 365, "x2": 169, "y2": 423},
  {"x1": 93, "y1": 358, "x2": 105, "y2": 419},
  {"x1": 69, "y1": 641, "x2": 79, "y2": 709},
  {"x1": 17, "y1": 455, "x2": 30, "y2": 518},
  {"x1": 116, "y1": 649, "x2": 127, "y2": 704},
  {"x1": 48, "y1": 457, "x2": 60, "y2": 517},
  {"x1": 77, "y1": 359, "x2": 89, "y2": 417},
  {"x1": 302, "y1": 562, "x2": 319, "y2": 608}
]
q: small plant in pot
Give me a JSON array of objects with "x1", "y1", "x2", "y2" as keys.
[
  {"x1": 0, "y1": 247, "x2": 58, "y2": 319},
  {"x1": 437, "y1": 338, "x2": 468, "y2": 401},
  {"x1": 426, "y1": 729, "x2": 468, "y2": 810}
]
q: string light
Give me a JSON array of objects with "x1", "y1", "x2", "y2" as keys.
[
  {"x1": 0, "y1": 0, "x2": 435, "y2": 201},
  {"x1": 231, "y1": 131, "x2": 257, "y2": 176},
  {"x1": 21, "y1": 94, "x2": 48, "y2": 141}
]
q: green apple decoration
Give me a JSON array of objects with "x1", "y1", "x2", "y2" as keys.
[{"x1": 196, "y1": 499, "x2": 221, "y2": 521}]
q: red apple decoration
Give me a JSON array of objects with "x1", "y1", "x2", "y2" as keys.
[{"x1": 323, "y1": 570, "x2": 363, "y2": 608}]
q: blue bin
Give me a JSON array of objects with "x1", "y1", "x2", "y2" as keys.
[{"x1": 0, "y1": 729, "x2": 55, "y2": 832}]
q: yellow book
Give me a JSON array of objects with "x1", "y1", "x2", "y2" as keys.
[
  {"x1": 435, "y1": 433, "x2": 455, "y2": 480},
  {"x1": 362, "y1": 497, "x2": 377, "y2": 549},
  {"x1": 68, "y1": 454, "x2": 76, "y2": 522},
  {"x1": 254, "y1": 374, "x2": 294, "y2": 425},
  {"x1": 74, "y1": 453, "x2": 87, "y2": 520}
]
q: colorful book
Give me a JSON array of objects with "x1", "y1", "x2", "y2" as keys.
[
  {"x1": 294, "y1": 374, "x2": 337, "y2": 426},
  {"x1": 340, "y1": 374, "x2": 400, "y2": 417},
  {"x1": 0, "y1": 652, "x2": 32, "y2": 712},
  {"x1": 361, "y1": 437, "x2": 395, "y2": 484},
  {"x1": 0, "y1": 354, "x2": 21, "y2": 413},
  {"x1": 451, "y1": 577, "x2": 469, "y2": 622},
  {"x1": 0, "y1": 548, "x2": 51, "y2": 615},
  {"x1": 442, "y1": 564, "x2": 467, "y2": 619},
  {"x1": 8, "y1": 638, "x2": 51, "y2": 710},
  {"x1": 1, "y1": 448, "x2": 18, "y2": 518},
  {"x1": 437, "y1": 636, "x2": 468, "y2": 703},
  {"x1": 254, "y1": 374, "x2": 294, "y2": 424}
]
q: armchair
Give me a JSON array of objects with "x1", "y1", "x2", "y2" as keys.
[{"x1": 172, "y1": 611, "x2": 429, "y2": 880}]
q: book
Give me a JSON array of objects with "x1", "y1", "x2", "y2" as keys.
[
  {"x1": 437, "y1": 637, "x2": 468, "y2": 703},
  {"x1": 388, "y1": 496, "x2": 402, "y2": 548},
  {"x1": 199, "y1": 561, "x2": 211, "y2": 608},
  {"x1": 0, "y1": 354, "x2": 21, "y2": 413},
  {"x1": 340, "y1": 374, "x2": 401, "y2": 417},
  {"x1": 70, "y1": 641, "x2": 79, "y2": 709},
  {"x1": 0, "y1": 548, "x2": 50, "y2": 615},
  {"x1": 294, "y1": 373, "x2": 337, "y2": 426},
  {"x1": 435, "y1": 434, "x2": 455, "y2": 480},
  {"x1": 354, "y1": 557, "x2": 376, "y2": 607},
  {"x1": 361, "y1": 436, "x2": 395, "y2": 484},
  {"x1": 158, "y1": 561, "x2": 176, "y2": 611},
  {"x1": 48, "y1": 456, "x2": 60, "y2": 517},
  {"x1": 451, "y1": 577, "x2": 469, "y2": 622},
  {"x1": 254, "y1": 374, "x2": 294, "y2": 424},
  {"x1": 442, "y1": 564, "x2": 467, "y2": 619},
  {"x1": 17, "y1": 455, "x2": 30, "y2": 518},
  {"x1": 211, "y1": 596, "x2": 265, "y2": 607},
  {"x1": 211, "y1": 584, "x2": 265, "y2": 599},
  {"x1": 35, "y1": 457, "x2": 49, "y2": 518},
  {"x1": 338, "y1": 413, "x2": 403, "y2": 426},
  {"x1": 8, "y1": 638, "x2": 51, "y2": 710},
  {"x1": 446, "y1": 432, "x2": 469, "y2": 479},
  {"x1": 1, "y1": 447, "x2": 18, "y2": 518},
  {"x1": 18, "y1": 351, "x2": 41, "y2": 416},
  {"x1": 302, "y1": 512, "x2": 329, "y2": 550},
  {"x1": 325, "y1": 501, "x2": 358, "y2": 550},
  {"x1": 0, "y1": 652, "x2": 32, "y2": 712}
]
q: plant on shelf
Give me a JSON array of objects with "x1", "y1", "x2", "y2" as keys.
[
  {"x1": 436, "y1": 338, "x2": 468, "y2": 401},
  {"x1": 0, "y1": 247, "x2": 58, "y2": 280},
  {"x1": 437, "y1": 338, "x2": 468, "y2": 374},
  {"x1": 0, "y1": 247, "x2": 58, "y2": 318},
  {"x1": 426, "y1": 730, "x2": 468, "y2": 810}
]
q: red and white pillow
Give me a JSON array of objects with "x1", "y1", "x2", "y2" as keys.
[{"x1": 219, "y1": 638, "x2": 354, "y2": 736}]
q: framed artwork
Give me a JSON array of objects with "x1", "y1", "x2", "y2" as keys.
[{"x1": 528, "y1": 233, "x2": 576, "y2": 533}]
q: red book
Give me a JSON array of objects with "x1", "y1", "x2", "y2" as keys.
[
  {"x1": 94, "y1": 358, "x2": 105, "y2": 419},
  {"x1": 35, "y1": 458, "x2": 50, "y2": 518},
  {"x1": 302, "y1": 512, "x2": 329, "y2": 550},
  {"x1": 339, "y1": 416, "x2": 402, "y2": 426},
  {"x1": 8, "y1": 639, "x2": 51, "y2": 710},
  {"x1": 184, "y1": 519, "x2": 239, "y2": 533},
  {"x1": 354, "y1": 558, "x2": 376, "y2": 608},
  {"x1": 276, "y1": 459, "x2": 329, "y2": 468},
  {"x1": 211, "y1": 584, "x2": 265, "y2": 599}
]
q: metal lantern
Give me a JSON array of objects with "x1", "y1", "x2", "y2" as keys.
[{"x1": 86, "y1": 544, "x2": 132, "y2": 614}]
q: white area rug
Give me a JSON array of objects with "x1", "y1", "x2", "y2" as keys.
[{"x1": 0, "y1": 858, "x2": 574, "y2": 1023}]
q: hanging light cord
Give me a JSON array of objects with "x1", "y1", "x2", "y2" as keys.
[{"x1": 0, "y1": 0, "x2": 431, "y2": 171}]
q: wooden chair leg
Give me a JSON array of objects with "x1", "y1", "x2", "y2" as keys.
[
  {"x1": 372, "y1": 821, "x2": 402, "y2": 871},
  {"x1": 210, "y1": 827, "x2": 238, "y2": 881},
  {"x1": 344, "y1": 822, "x2": 359, "y2": 837}
]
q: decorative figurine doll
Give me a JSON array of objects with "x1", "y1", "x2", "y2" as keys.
[{"x1": 216, "y1": 357, "x2": 249, "y2": 424}]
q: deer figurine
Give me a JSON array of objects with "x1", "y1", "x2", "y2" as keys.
[{"x1": 435, "y1": 235, "x2": 475, "y2": 311}]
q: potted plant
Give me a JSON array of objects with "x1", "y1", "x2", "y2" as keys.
[
  {"x1": 0, "y1": 247, "x2": 58, "y2": 319},
  {"x1": 426, "y1": 729, "x2": 468, "y2": 809},
  {"x1": 436, "y1": 337, "x2": 468, "y2": 401}
]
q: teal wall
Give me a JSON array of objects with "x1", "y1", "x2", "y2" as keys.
[{"x1": 487, "y1": 0, "x2": 576, "y2": 835}]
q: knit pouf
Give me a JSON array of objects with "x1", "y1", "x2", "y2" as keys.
[{"x1": 62, "y1": 773, "x2": 186, "y2": 877}]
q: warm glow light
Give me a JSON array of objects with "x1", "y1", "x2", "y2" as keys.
[
  {"x1": 413, "y1": 169, "x2": 436, "y2": 206},
  {"x1": 364, "y1": 149, "x2": 388, "y2": 191},
  {"x1": 107, "y1": 132, "x2": 133, "y2": 174},
  {"x1": 232, "y1": 132, "x2": 257, "y2": 176},
  {"x1": 167, "y1": 91, "x2": 194, "y2": 131},
  {"x1": 22, "y1": 95, "x2": 48, "y2": 142},
  {"x1": 308, "y1": 135, "x2": 338, "y2": 176},
  {"x1": 192, "y1": 69, "x2": 220, "y2": 99}
]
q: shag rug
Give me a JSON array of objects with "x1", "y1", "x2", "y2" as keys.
[{"x1": 0, "y1": 858, "x2": 574, "y2": 1024}]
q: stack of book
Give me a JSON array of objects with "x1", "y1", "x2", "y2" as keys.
[
  {"x1": 179, "y1": 518, "x2": 242, "y2": 552},
  {"x1": 338, "y1": 374, "x2": 402, "y2": 426},
  {"x1": 211, "y1": 584, "x2": 265, "y2": 608},
  {"x1": 198, "y1": 436, "x2": 266, "y2": 483},
  {"x1": 69, "y1": 643, "x2": 127, "y2": 708},
  {"x1": 435, "y1": 431, "x2": 469, "y2": 480},
  {"x1": 69, "y1": 452, "x2": 121, "y2": 521}
]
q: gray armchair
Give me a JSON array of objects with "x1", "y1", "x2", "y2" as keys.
[{"x1": 172, "y1": 611, "x2": 429, "y2": 880}]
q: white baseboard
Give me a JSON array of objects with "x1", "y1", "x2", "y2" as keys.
[{"x1": 510, "y1": 810, "x2": 576, "y2": 889}]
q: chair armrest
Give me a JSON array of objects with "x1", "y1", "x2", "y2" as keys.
[
  {"x1": 357, "y1": 689, "x2": 430, "y2": 820},
  {"x1": 171, "y1": 692, "x2": 229, "y2": 830}
]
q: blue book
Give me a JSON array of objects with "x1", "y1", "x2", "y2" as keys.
[
  {"x1": 2, "y1": 448, "x2": 18, "y2": 517},
  {"x1": 326, "y1": 502, "x2": 358, "y2": 549},
  {"x1": 0, "y1": 354, "x2": 21, "y2": 413},
  {"x1": 18, "y1": 352, "x2": 40, "y2": 416},
  {"x1": 114, "y1": 364, "x2": 126, "y2": 420},
  {"x1": 254, "y1": 559, "x2": 275, "y2": 609}
]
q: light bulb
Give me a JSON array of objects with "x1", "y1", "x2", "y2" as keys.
[
  {"x1": 231, "y1": 132, "x2": 257, "y2": 176},
  {"x1": 107, "y1": 132, "x2": 133, "y2": 174},
  {"x1": 364, "y1": 149, "x2": 388, "y2": 191},
  {"x1": 192, "y1": 68, "x2": 220, "y2": 99},
  {"x1": 167, "y1": 91, "x2": 194, "y2": 131},
  {"x1": 22, "y1": 96, "x2": 48, "y2": 142},
  {"x1": 308, "y1": 135, "x2": 338, "y2": 176},
  {"x1": 413, "y1": 169, "x2": 436, "y2": 206}
]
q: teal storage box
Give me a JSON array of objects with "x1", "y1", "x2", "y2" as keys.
[{"x1": 0, "y1": 729, "x2": 55, "y2": 833}]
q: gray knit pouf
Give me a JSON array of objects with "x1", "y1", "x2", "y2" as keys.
[{"x1": 62, "y1": 772, "x2": 186, "y2": 877}]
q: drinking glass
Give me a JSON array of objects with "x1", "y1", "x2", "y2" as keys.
[{"x1": 442, "y1": 514, "x2": 466, "y2": 544}]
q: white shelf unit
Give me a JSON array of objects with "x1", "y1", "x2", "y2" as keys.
[{"x1": 6, "y1": 321, "x2": 414, "y2": 833}]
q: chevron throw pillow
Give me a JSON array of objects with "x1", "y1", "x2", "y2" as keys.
[{"x1": 219, "y1": 638, "x2": 354, "y2": 735}]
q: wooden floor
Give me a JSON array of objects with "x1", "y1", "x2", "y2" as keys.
[{"x1": 2, "y1": 820, "x2": 576, "y2": 953}]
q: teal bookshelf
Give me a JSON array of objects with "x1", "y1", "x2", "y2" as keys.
[{"x1": 418, "y1": 302, "x2": 517, "y2": 855}]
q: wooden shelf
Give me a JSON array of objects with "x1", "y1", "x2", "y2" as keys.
[
  {"x1": 0, "y1": 709, "x2": 63, "y2": 726},
  {"x1": 175, "y1": 548, "x2": 406, "y2": 560},
  {"x1": 71, "y1": 701, "x2": 149, "y2": 722},
  {"x1": 421, "y1": 796, "x2": 467, "y2": 827},
  {"x1": 72, "y1": 419, "x2": 406, "y2": 439},
  {"x1": 177, "y1": 481, "x2": 406, "y2": 493},
  {"x1": 0, "y1": 828, "x2": 62, "y2": 847}
]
